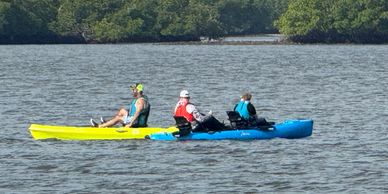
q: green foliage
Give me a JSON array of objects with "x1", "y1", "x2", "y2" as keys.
[
  {"x1": 218, "y1": 0, "x2": 271, "y2": 34},
  {"x1": 50, "y1": 0, "x2": 127, "y2": 41},
  {"x1": 52, "y1": 0, "x2": 158, "y2": 42},
  {"x1": 276, "y1": 0, "x2": 388, "y2": 43},
  {"x1": 0, "y1": 1, "x2": 11, "y2": 34},
  {"x1": 156, "y1": 0, "x2": 222, "y2": 38},
  {"x1": 276, "y1": 0, "x2": 333, "y2": 35},
  {"x1": 217, "y1": 0, "x2": 289, "y2": 34},
  {"x1": 1, "y1": 0, "x2": 387, "y2": 43},
  {"x1": 93, "y1": 18, "x2": 143, "y2": 42},
  {"x1": 264, "y1": 0, "x2": 289, "y2": 21},
  {"x1": 331, "y1": 0, "x2": 387, "y2": 34},
  {"x1": 1, "y1": 0, "x2": 286, "y2": 42},
  {"x1": 0, "y1": 0, "x2": 59, "y2": 36}
]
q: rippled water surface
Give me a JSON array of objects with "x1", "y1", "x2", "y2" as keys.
[{"x1": 0, "y1": 44, "x2": 387, "y2": 193}]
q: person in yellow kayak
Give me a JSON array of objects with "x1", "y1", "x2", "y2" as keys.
[{"x1": 90, "y1": 83, "x2": 150, "y2": 128}]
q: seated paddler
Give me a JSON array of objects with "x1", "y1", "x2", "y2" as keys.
[
  {"x1": 90, "y1": 83, "x2": 150, "y2": 128},
  {"x1": 233, "y1": 92, "x2": 268, "y2": 126},
  {"x1": 174, "y1": 90, "x2": 225, "y2": 132}
]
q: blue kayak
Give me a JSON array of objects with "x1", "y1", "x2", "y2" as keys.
[{"x1": 149, "y1": 119, "x2": 313, "y2": 141}]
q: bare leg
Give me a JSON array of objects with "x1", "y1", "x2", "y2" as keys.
[{"x1": 99, "y1": 108, "x2": 128, "y2": 128}]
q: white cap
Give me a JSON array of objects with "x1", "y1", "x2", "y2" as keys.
[{"x1": 180, "y1": 90, "x2": 190, "y2": 98}]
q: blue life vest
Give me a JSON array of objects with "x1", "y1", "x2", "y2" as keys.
[
  {"x1": 234, "y1": 100, "x2": 250, "y2": 120},
  {"x1": 128, "y1": 99, "x2": 137, "y2": 117},
  {"x1": 127, "y1": 96, "x2": 150, "y2": 127}
]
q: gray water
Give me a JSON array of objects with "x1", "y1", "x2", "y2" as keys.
[{"x1": 0, "y1": 44, "x2": 387, "y2": 193}]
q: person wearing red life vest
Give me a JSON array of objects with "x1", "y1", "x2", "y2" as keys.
[
  {"x1": 174, "y1": 90, "x2": 208, "y2": 127},
  {"x1": 174, "y1": 90, "x2": 226, "y2": 132}
]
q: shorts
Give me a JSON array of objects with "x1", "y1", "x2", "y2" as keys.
[{"x1": 122, "y1": 114, "x2": 132, "y2": 124}]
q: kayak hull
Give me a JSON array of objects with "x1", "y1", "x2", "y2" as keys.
[
  {"x1": 149, "y1": 119, "x2": 313, "y2": 141},
  {"x1": 29, "y1": 124, "x2": 178, "y2": 140}
]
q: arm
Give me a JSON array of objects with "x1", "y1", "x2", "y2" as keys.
[
  {"x1": 187, "y1": 104, "x2": 206, "y2": 122},
  {"x1": 125, "y1": 98, "x2": 145, "y2": 127},
  {"x1": 192, "y1": 110, "x2": 206, "y2": 122},
  {"x1": 247, "y1": 103, "x2": 257, "y2": 116}
]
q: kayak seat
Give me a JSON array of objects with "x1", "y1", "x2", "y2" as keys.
[
  {"x1": 127, "y1": 104, "x2": 151, "y2": 128},
  {"x1": 173, "y1": 116, "x2": 192, "y2": 136},
  {"x1": 255, "y1": 117, "x2": 275, "y2": 130},
  {"x1": 226, "y1": 111, "x2": 248, "y2": 128},
  {"x1": 142, "y1": 104, "x2": 151, "y2": 127}
]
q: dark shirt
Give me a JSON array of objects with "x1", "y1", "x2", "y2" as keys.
[{"x1": 247, "y1": 103, "x2": 256, "y2": 115}]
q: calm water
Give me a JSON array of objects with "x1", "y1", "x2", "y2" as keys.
[{"x1": 0, "y1": 44, "x2": 387, "y2": 193}]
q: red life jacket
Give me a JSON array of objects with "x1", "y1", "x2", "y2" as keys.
[{"x1": 174, "y1": 100, "x2": 194, "y2": 122}]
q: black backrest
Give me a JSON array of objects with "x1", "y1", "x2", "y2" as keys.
[
  {"x1": 131, "y1": 104, "x2": 151, "y2": 128},
  {"x1": 226, "y1": 111, "x2": 247, "y2": 128},
  {"x1": 227, "y1": 111, "x2": 243, "y2": 121},
  {"x1": 143, "y1": 104, "x2": 151, "y2": 126},
  {"x1": 173, "y1": 116, "x2": 192, "y2": 136},
  {"x1": 174, "y1": 116, "x2": 189, "y2": 126}
]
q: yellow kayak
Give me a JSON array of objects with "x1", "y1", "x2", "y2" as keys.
[{"x1": 29, "y1": 124, "x2": 178, "y2": 140}]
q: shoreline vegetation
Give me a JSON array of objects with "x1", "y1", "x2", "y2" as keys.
[
  {"x1": 0, "y1": 0, "x2": 387, "y2": 45},
  {"x1": 0, "y1": 34, "x2": 292, "y2": 45},
  {"x1": 156, "y1": 34, "x2": 290, "y2": 45}
]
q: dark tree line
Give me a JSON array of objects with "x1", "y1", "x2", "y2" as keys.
[
  {"x1": 0, "y1": 0, "x2": 287, "y2": 43},
  {"x1": 1, "y1": 0, "x2": 387, "y2": 44},
  {"x1": 276, "y1": 0, "x2": 388, "y2": 43}
]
